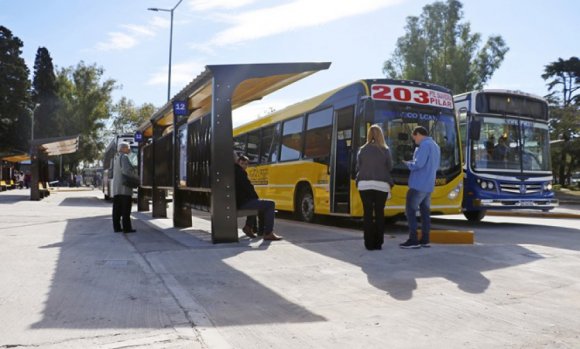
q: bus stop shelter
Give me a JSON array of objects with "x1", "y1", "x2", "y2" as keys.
[
  {"x1": 29, "y1": 135, "x2": 79, "y2": 200},
  {"x1": 137, "y1": 62, "x2": 331, "y2": 243}
]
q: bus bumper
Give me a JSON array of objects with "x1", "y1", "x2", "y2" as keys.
[{"x1": 473, "y1": 198, "x2": 559, "y2": 210}]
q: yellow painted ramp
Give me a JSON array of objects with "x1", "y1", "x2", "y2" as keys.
[{"x1": 418, "y1": 229, "x2": 474, "y2": 244}]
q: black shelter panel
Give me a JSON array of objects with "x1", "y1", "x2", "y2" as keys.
[
  {"x1": 153, "y1": 133, "x2": 173, "y2": 188},
  {"x1": 141, "y1": 143, "x2": 153, "y2": 187}
]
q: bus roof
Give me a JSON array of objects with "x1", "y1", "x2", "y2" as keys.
[
  {"x1": 234, "y1": 78, "x2": 453, "y2": 135},
  {"x1": 454, "y1": 89, "x2": 546, "y2": 102}
]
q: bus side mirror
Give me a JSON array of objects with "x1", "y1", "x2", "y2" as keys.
[{"x1": 469, "y1": 120, "x2": 481, "y2": 141}]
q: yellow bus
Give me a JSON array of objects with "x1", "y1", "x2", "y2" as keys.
[{"x1": 233, "y1": 79, "x2": 463, "y2": 222}]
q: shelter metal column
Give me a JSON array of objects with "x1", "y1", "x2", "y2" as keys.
[
  {"x1": 30, "y1": 147, "x2": 40, "y2": 201},
  {"x1": 173, "y1": 119, "x2": 192, "y2": 228},
  {"x1": 210, "y1": 78, "x2": 238, "y2": 243}
]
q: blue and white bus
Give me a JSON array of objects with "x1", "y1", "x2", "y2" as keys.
[{"x1": 455, "y1": 89, "x2": 558, "y2": 221}]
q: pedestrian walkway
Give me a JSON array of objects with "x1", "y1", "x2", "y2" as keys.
[{"x1": 2, "y1": 189, "x2": 580, "y2": 348}]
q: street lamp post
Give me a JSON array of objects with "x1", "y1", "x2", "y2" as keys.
[
  {"x1": 31, "y1": 103, "x2": 40, "y2": 147},
  {"x1": 148, "y1": 0, "x2": 183, "y2": 102},
  {"x1": 147, "y1": 0, "x2": 191, "y2": 226}
]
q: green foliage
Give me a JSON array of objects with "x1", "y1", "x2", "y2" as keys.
[
  {"x1": 542, "y1": 57, "x2": 580, "y2": 107},
  {"x1": 382, "y1": 0, "x2": 508, "y2": 94},
  {"x1": 110, "y1": 97, "x2": 156, "y2": 135},
  {"x1": 32, "y1": 47, "x2": 61, "y2": 139},
  {"x1": 55, "y1": 62, "x2": 117, "y2": 171},
  {"x1": 0, "y1": 26, "x2": 31, "y2": 152},
  {"x1": 543, "y1": 57, "x2": 580, "y2": 184}
]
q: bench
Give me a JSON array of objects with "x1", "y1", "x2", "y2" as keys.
[{"x1": 38, "y1": 182, "x2": 50, "y2": 198}]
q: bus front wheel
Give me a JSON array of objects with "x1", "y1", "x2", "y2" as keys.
[
  {"x1": 463, "y1": 210, "x2": 486, "y2": 222},
  {"x1": 296, "y1": 187, "x2": 315, "y2": 222}
]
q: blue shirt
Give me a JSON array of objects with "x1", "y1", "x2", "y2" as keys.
[{"x1": 406, "y1": 137, "x2": 440, "y2": 193}]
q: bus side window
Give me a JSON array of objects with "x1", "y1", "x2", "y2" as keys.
[
  {"x1": 280, "y1": 117, "x2": 304, "y2": 161},
  {"x1": 304, "y1": 108, "x2": 332, "y2": 163},
  {"x1": 246, "y1": 131, "x2": 260, "y2": 164}
]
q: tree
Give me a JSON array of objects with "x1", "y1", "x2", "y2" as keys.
[
  {"x1": 0, "y1": 26, "x2": 31, "y2": 152},
  {"x1": 542, "y1": 57, "x2": 580, "y2": 107},
  {"x1": 542, "y1": 57, "x2": 580, "y2": 185},
  {"x1": 55, "y1": 62, "x2": 117, "y2": 172},
  {"x1": 382, "y1": 0, "x2": 509, "y2": 94},
  {"x1": 32, "y1": 47, "x2": 61, "y2": 139},
  {"x1": 110, "y1": 97, "x2": 156, "y2": 135}
]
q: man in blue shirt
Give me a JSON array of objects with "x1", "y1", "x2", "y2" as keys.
[{"x1": 400, "y1": 126, "x2": 441, "y2": 249}]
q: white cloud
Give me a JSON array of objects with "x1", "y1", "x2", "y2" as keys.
[
  {"x1": 95, "y1": 32, "x2": 137, "y2": 51},
  {"x1": 122, "y1": 24, "x2": 155, "y2": 37},
  {"x1": 188, "y1": 0, "x2": 257, "y2": 11},
  {"x1": 149, "y1": 16, "x2": 170, "y2": 29},
  {"x1": 95, "y1": 16, "x2": 170, "y2": 52},
  {"x1": 196, "y1": 0, "x2": 402, "y2": 49},
  {"x1": 147, "y1": 60, "x2": 206, "y2": 87}
]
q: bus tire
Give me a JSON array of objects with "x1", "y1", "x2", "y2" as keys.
[
  {"x1": 463, "y1": 210, "x2": 486, "y2": 222},
  {"x1": 296, "y1": 187, "x2": 315, "y2": 222}
]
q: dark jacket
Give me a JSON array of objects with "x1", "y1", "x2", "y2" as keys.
[
  {"x1": 356, "y1": 143, "x2": 394, "y2": 186},
  {"x1": 235, "y1": 164, "x2": 258, "y2": 207}
]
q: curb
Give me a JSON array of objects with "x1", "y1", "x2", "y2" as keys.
[{"x1": 487, "y1": 210, "x2": 580, "y2": 219}]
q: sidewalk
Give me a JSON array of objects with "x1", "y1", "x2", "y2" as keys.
[{"x1": 2, "y1": 189, "x2": 580, "y2": 348}]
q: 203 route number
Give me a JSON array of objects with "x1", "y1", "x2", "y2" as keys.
[{"x1": 370, "y1": 84, "x2": 453, "y2": 108}]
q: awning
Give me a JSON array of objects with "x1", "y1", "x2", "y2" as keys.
[
  {"x1": 1, "y1": 150, "x2": 30, "y2": 163},
  {"x1": 33, "y1": 135, "x2": 80, "y2": 156},
  {"x1": 138, "y1": 62, "x2": 331, "y2": 137}
]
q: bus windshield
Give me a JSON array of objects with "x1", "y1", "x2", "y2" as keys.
[
  {"x1": 471, "y1": 116, "x2": 551, "y2": 172},
  {"x1": 372, "y1": 103, "x2": 460, "y2": 178}
]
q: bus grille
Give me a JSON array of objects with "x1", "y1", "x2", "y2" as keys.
[{"x1": 500, "y1": 183, "x2": 542, "y2": 194}]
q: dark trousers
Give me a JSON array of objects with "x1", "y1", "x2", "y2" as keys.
[
  {"x1": 359, "y1": 190, "x2": 388, "y2": 250},
  {"x1": 239, "y1": 199, "x2": 275, "y2": 234},
  {"x1": 113, "y1": 195, "x2": 133, "y2": 232}
]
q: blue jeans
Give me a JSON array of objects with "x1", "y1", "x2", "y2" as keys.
[
  {"x1": 405, "y1": 189, "x2": 431, "y2": 243},
  {"x1": 239, "y1": 199, "x2": 275, "y2": 234}
]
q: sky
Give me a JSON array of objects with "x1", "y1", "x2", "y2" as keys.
[{"x1": 1, "y1": 0, "x2": 579, "y2": 127}]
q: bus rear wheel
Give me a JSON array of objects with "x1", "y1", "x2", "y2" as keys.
[
  {"x1": 463, "y1": 210, "x2": 486, "y2": 222},
  {"x1": 296, "y1": 187, "x2": 315, "y2": 222}
]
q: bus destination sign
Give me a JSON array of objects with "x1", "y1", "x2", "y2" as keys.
[{"x1": 371, "y1": 84, "x2": 453, "y2": 109}]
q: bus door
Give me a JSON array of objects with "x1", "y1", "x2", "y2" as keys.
[{"x1": 331, "y1": 106, "x2": 354, "y2": 213}]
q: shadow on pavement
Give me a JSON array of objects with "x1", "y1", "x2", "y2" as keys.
[
  {"x1": 271, "y1": 213, "x2": 575, "y2": 300},
  {"x1": 31, "y1": 195, "x2": 326, "y2": 329}
]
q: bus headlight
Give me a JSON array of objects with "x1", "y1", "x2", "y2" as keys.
[
  {"x1": 478, "y1": 180, "x2": 495, "y2": 191},
  {"x1": 448, "y1": 182, "x2": 462, "y2": 200},
  {"x1": 545, "y1": 182, "x2": 553, "y2": 191}
]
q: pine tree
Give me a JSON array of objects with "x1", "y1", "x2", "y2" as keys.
[
  {"x1": 32, "y1": 47, "x2": 61, "y2": 139},
  {"x1": 0, "y1": 26, "x2": 31, "y2": 152}
]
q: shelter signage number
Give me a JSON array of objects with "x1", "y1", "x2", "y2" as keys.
[{"x1": 173, "y1": 101, "x2": 188, "y2": 117}]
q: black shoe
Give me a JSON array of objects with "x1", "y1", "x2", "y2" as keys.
[
  {"x1": 114, "y1": 229, "x2": 122, "y2": 233},
  {"x1": 123, "y1": 229, "x2": 136, "y2": 233},
  {"x1": 420, "y1": 241, "x2": 431, "y2": 248},
  {"x1": 399, "y1": 239, "x2": 421, "y2": 249}
]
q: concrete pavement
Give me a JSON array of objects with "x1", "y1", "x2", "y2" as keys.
[{"x1": 1, "y1": 189, "x2": 580, "y2": 348}]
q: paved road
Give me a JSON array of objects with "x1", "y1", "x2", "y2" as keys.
[{"x1": 1, "y1": 189, "x2": 579, "y2": 348}]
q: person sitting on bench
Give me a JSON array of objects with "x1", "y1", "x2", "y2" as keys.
[{"x1": 234, "y1": 153, "x2": 282, "y2": 241}]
